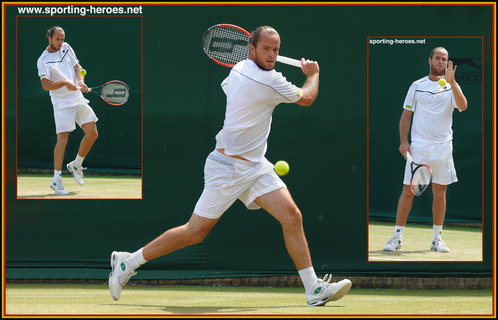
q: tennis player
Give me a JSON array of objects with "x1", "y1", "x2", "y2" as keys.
[
  {"x1": 109, "y1": 26, "x2": 351, "y2": 306},
  {"x1": 37, "y1": 26, "x2": 98, "y2": 195},
  {"x1": 383, "y1": 47, "x2": 468, "y2": 253}
]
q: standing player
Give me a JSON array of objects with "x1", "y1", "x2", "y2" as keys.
[
  {"x1": 383, "y1": 47, "x2": 468, "y2": 253},
  {"x1": 109, "y1": 26, "x2": 352, "y2": 307},
  {"x1": 37, "y1": 26, "x2": 98, "y2": 195}
]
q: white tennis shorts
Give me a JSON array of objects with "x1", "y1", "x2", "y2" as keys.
[
  {"x1": 403, "y1": 140, "x2": 457, "y2": 186},
  {"x1": 194, "y1": 150, "x2": 287, "y2": 219},
  {"x1": 53, "y1": 103, "x2": 98, "y2": 134}
]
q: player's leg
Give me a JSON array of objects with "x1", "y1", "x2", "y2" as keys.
[
  {"x1": 78, "y1": 121, "x2": 98, "y2": 158},
  {"x1": 383, "y1": 185, "x2": 413, "y2": 251},
  {"x1": 432, "y1": 183, "x2": 447, "y2": 225},
  {"x1": 429, "y1": 141, "x2": 455, "y2": 252},
  {"x1": 109, "y1": 213, "x2": 219, "y2": 301},
  {"x1": 50, "y1": 132, "x2": 70, "y2": 195},
  {"x1": 54, "y1": 132, "x2": 69, "y2": 171},
  {"x1": 109, "y1": 150, "x2": 238, "y2": 301},
  {"x1": 143, "y1": 213, "x2": 219, "y2": 260},
  {"x1": 430, "y1": 183, "x2": 450, "y2": 252},
  {"x1": 395, "y1": 184, "x2": 415, "y2": 226},
  {"x1": 254, "y1": 187, "x2": 311, "y2": 270},
  {"x1": 67, "y1": 105, "x2": 99, "y2": 185},
  {"x1": 50, "y1": 106, "x2": 78, "y2": 194},
  {"x1": 254, "y1": 188, "x2": 351, "y2": 306}
]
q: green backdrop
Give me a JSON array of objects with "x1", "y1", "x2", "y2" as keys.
[{"x1": 4, "y1": 4, "x2": 493, "y2": 280}]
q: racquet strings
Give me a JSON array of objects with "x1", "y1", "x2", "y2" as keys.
[
  {"x1": 203, "y1": 26, "x2": 250, "y2": 66},
  {"x1": 411, "y1": 165, "x2": 431, "y2": 196},
  {"x1": 101, "y1": 82, "x2": 129, "y2": 105}
]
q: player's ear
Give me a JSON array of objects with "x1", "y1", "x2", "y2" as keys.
[{"x1": 249, "y1": 43, "x2": 256, "y2": 57}]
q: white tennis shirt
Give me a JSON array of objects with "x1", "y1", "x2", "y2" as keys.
[
  {"x1": 215, "y1": 59, "x2": 303, "y2": 162},
  {"x1": 403, "y1": 76, "x2": 461, "y2": 143},
  {"x1": 37, "y1": 42, "x2": 88, "y2": 109}
]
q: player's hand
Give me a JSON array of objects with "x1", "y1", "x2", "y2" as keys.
[
  {"x1": 301, "y1": 58, "x2": 319, "y2": 77},
  {"x1": 65, "y1": 80, "x2": 77, "y2": 91},
  {"x1": 444, "y1": 60, "x2": 457, "y2": 84},
  {"x1": 78, "y1": 82, "x2": 89, "y2": 93},
  {"x1": 399, "y1": 143, "x2": 411, "y2": 160}
]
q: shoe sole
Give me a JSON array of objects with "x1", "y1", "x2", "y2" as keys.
[
  {"x1": 109, "y1": 251, "x2": 121, "y2": 301},
  {"x1": 430, "y1": 248, "x2": 450, "y2": 253},
  {"x1": 67, "y1": 163, "x2": 84, "y2": 186},
  {"x1": 383, "y1": 247, "x2": 402, "y2": 251},
  {"x1": 308, "y1": 279, "x2": 352, "y2": 306},
  {"x1": 329, "y1": 279, "x2": 352, "y2": 301}
]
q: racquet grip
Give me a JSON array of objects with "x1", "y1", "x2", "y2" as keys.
[
  {"x1": 406, "y1": 151, "x2": 413, "y2": 163},
  {"x1": 277, "y1": 55, "x2": 302, "y2": 68},
  {"x1": 76, "y1": 86, "x2": 92, "y2": 92}
]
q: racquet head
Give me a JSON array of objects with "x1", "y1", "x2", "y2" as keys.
[
  {"x1": 202, "y1": 24, "x2": 251, "y2": 67},
  {"x1": 94, "y1": 80, "x2": 130, "y2": 106},
  {"x1": 410, "y1": 164, "x2": 433, "y2": 196}
]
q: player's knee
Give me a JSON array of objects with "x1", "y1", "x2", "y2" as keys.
[
  {"x1": 433, "y1": 188, "x2": 446, "y2": 200},
  {"x1": 283, "y1": 206, "x2": 303, "y2": 227},
  {"x1": 56, "y1": 134, "x2": 69, "y2": 148},
  {"x1": 187, "y1": 224, "x2": 211, "y2": 245},
  {"x1": 401, "y1": 185, "x2": 414, "y2": 199},
  {"x1": 88, "y1": 128, "x2": 98, "y2": 141},
  {"x1": 432, "y1": 184, "x2": 447, "y2": 196}
]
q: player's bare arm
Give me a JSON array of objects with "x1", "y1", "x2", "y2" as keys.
[
  {"x1": 399, "y1": 109, "x2": 413, "y2": 159},
  {"x1": 296, "y1": 58, "x2": 319, "y2": 106},
  {"x1": 445, "y1": 61, "x2": 467, "y2": 111},
  {"x1": 74, "y1": 63, "x2": 89, "y2": 93},
  {"x1": 41, "y1": 77, "x2": 77, "y2": 91}
]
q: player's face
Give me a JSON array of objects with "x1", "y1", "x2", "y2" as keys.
[
  {"x1": 48, "y1": 30, "x2": 65, "y2": 52},
  {"x1": 250, "y1": 32, "x2": 280, "y2": 71},
  {"x1": 429, "y1": 49, "x2": 448, "y2": 77}
]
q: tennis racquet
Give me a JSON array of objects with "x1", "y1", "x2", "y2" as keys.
[
  {"x1": 202, "y1": 23, "x2": 302, "y2": 68},
  {"x1": 406, "y1": 151, "x2": 433, "y2": 196},
  {"x1": 78, "y1": 80, "x2": 130, "y2": 106}
]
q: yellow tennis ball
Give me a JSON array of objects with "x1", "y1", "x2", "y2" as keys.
[
  {"x1": 274, "y1": 160, "x2": 289, "y2": 176},
  {"x1": 79, "y1": 69, "x2": 87, "y2": 76},
  {"x1": 438, "y1": 78, "x2": 446, "y2": 86}
]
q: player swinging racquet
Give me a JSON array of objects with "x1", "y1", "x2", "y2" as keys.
[
  {"x1": 406, "y1": 151, "x2": 433, "y2": 196},
  {"x1": 202, "y1": 23, "x2": 302, "y2": 68}
]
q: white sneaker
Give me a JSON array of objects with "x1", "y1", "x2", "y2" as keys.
[
  {"x1": 66, "y1": 161, "x2": 86, "y2": 185},
  {"x1": 383, "y1": 236, "x2": 402, "y2": 251},
  {"x1": 109, "y1": 251, "x2": 136, "y2": 301},
  {"x1": 306, "y1": 275, "x2": 352, "y2": 306},
  {"x1": 49, "y1": 179, "x2": 69, "y2": 195},
  {"x1": 430, "y1": 237, "x2": 450, "y2": 253}
]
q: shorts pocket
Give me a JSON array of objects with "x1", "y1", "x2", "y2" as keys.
[{"x1": 204, "y1": 158, "x2": 235, "y2": 188}]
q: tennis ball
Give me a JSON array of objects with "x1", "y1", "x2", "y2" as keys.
[
  {"x1": 79, "y1": 69, "x2": 87, "y2": 76},
  {"x1": 274, "y1": 160, "x2": 289, "y2": 176},
  {"x1": 438, "y1": 78, "x2": 446, "y2": 86}
]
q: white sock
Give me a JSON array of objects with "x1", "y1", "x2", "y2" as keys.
[
  {"x1": 433, "y1": 225, "x2": 443, "y2": 239},
  {"x1": 394, "y1": 225, "x2": 404, "y2": 238},
  {"x1": 54, "y1": 170, "x2": 62, "y2": 179},
  {"x1": 298, "y1": 267, "x2": 318, "y2": 294},
  {"x1": 125, "y1": 248, "x2": 147, "y2": 270},
  {"x1": 75, "y1": 154, "x2": 85, "y2": 167}
]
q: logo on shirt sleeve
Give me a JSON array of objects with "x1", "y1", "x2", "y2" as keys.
[
  {"x1": 405, "y1": 104, "x2": 412, "y2": 110},
  {"x1": 297, "y1": 88, "x2": 302, "y2": 97}
]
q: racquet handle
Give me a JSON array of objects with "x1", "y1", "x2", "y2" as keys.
[
  {"x1": 277, "y1": 55, "x2": 302, "y2": 68},
  {"x1": 406, "y1": 151, "x2": 413, "y2": 163},
  {"x1": 76, "y1": 86, "x2": 92, "y2": 92}
]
